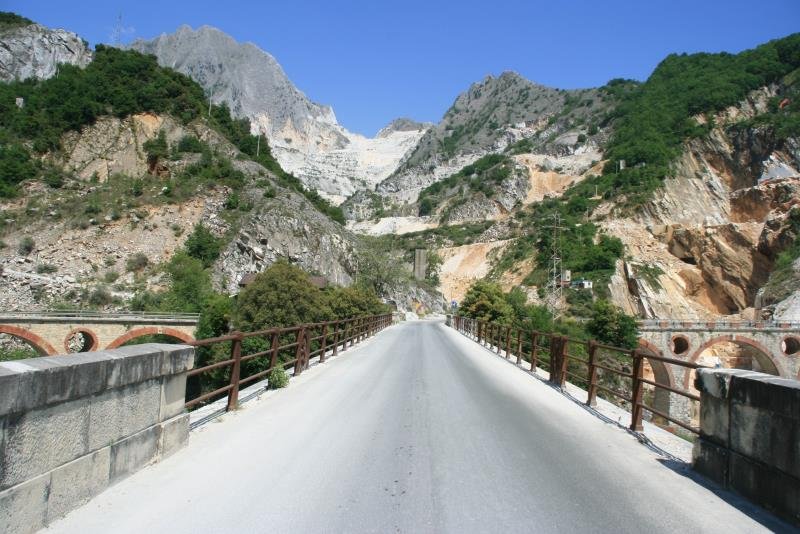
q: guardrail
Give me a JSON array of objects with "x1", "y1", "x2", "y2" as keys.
[
  {"x1": 186, "y1": 314, "x2": 393, "y2": 412},
  {"x1": 450, "y1": 315, "x2": 707, "y2": 434},
  {"x1": 0, "y1": 310, "x2": 200, "y2": 322}
]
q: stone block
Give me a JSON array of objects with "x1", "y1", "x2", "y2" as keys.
[
  {"x1": 88, "y1": 379, "x2": 161, "y2": 452},
  {"x1": 159, "y1": 374, "x2": 187, "y2": 422},
  {"x1": 692, "y1": 439, "x2": 729, "y2": 487},
  {"x1": 114, "y1": 345, "x2": 164, "y2": 387},
  {"x1": 1, "y1": 398, "x2": 89, "y2": 490},
  {"x1": 729, "y1": 451, "x2": 800, "y2": 525},
  {"x1": 0, "y1": 472, "x2": 48, "y2": 534},
  {"x1": 155, "y1": 344, "x2": 195, "y2": 375},
  {"x1": 730, "y1": 403, "x2": 800, "y2": 480},
  {"x1": 158, "y1": 413, "x2": 189, "y2": 458},
  {"x1": 0, "y1": 366, "x2": 21, "y2": 416},
  {"x1": 730, "y1": 374, "x2": 800, "y2": 422},
  {"x1": 109, "y1": 424, "x2": 160, "y2": 484},
  {"x1": 46, "y1": 447, "x2": 110, "y2": 524}
]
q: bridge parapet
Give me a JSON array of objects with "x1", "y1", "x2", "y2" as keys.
[
  {"x1": 0, "y1": 343, "x2": 194, "y2": 533},
  {"x1": 639, "y1": 319, "x2": 800, "y2": 332}
]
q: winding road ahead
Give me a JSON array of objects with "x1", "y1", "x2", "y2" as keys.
[{"x1": 48, "y1": 320, "x2": 785, "y2": 533}]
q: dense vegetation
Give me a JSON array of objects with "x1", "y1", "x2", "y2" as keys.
[
  {"x1": 593, "y1": 33, "x2": 800, "y2": 208},
  {"x1": 0, "y1": 11, "x2": 32, "y2": 31},
  {"x1": 0, "y1": 44, "x2": 343, "y2": 222}
]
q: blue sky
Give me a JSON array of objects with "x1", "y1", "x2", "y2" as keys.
[{"x1": 6, "y1": 0, "x2": 800, "y2": 136}]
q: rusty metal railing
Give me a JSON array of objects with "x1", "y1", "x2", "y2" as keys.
[
  {"x1": 450, "y1": 315, "x2": 707, "y2": 434},
  {"x1": 185, "y1": 314, "x2": 393, "y2": 411}
]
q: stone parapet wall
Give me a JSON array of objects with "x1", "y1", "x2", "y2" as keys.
[
  {"x1": 693, "y1": 368, "x2": 800, "y2": 525},
  {"x1": 0, "y1": 344, "x2": 194, "y2": 533}
]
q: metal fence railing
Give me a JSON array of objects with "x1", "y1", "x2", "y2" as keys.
[
  {"x1": 185, "y1": 314, "x2": 393, "y2": 412},
  {"x1": 450, "y1": 315, "x2": 707, "y2": 434}
]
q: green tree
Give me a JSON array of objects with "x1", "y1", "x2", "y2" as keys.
[
  {"x1": 459, "y1": 281, "x2": 514, "y2": 323},
  {"x1": 160, "y1": 252, "x2": 212, "y2": 313},
  {"x1": 425, "y1": 250, "x2": 443, "y2": 285},
  {"x1": 235, "y1": 260, "x2": 332, "y2": 331},
  {"x1": 325, "y1": 285, "x2": 388, "y2": 318},
  {"x1": 586, "y1": 300, "x2": 639, "y2": 349}
]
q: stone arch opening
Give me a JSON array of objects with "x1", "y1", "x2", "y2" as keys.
[
  {"x1": 106, "y1": 327, "x2": 194, "y2": 350},
  {"x1": 637, "y1": 340, "x2": 675, "y2": 427},
  {"x1": 0, "y1": 325, "x2": 58, "y2": 357},
  {"x1": 782, "y1": 336, "x2": 800, "y2": 356},
  {"x1": 671, "y1": 335, "x2": 690, "y2": 355},
  {"x1": 64, "y1": 328, "x2": 100, "y2": 353}
]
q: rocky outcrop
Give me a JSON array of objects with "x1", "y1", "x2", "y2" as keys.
[
  {"x1": 129, "y1": 26, "x2": 429, "y2": 201},
  {"x1": 0, "y1": 23, "x2": 91, "y2": 82},
  {"x1": 215, "y1": 189, "x2": 358, "y2": 294},
  {"x1": 57, "y1": 113, "x2": 232, "y2": 181}
]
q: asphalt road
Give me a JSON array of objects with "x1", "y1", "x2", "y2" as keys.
[{"x1": 47, "y1": 320, "x2": 786, "y2": 533}]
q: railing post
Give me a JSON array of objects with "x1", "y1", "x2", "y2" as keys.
[
  {"x1": 495, "y1": 324, "x2": 501, "y2": 354},
  {"x1": 505, "y1": 326, "x2": 512, "y2": 359},
  {"x1": 226, "y1": 331, "x2": 243, "y2": 412},
  {"x1": 530, "y1": 332, "x2": 539, "y2": 372},
  {"x1": 268, "y1": 331, "x2": 279, "y2": 372},
  {"x1": 349, "y1": 319, "x2": 355, "y2": 348},
  {"x1": 515, "y1": 329, "x2": 522, "y2": 365},
  {"x1": 294, "y1": 327, "x2": 306, "y2": 376},
  {"x1": 332, "y1": 321, "x2": 340, "y2": 356},
  {"x1": 630, "y1": 349, "x2": 644, "y2": 431},
  {"x1": 586, "y1": 340, "x2": 598, "y2": 407},
  {"x1": 319, "y1": 323, "x2": 328, "y2": 363},
  {"x1": 560, "y1": 336, "x2": 569, "y2": 387}
]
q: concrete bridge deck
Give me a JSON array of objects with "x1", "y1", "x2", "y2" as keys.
[{"x1": 47, "y1": 321, "x2": 786, "y2": 533}]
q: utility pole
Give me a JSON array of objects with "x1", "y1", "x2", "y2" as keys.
[{"x1": 544, "y1": 213, "x2": 566, "y2": 319}]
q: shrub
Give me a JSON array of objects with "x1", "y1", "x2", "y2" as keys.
[
  {"x1": 18, "y1": 236, "x2": 34, "y2": 255},
  {"x1": 125, "y1": 252, "x2": 149, "y2": 272},
  {"x1": 184, "y1": 224, "x2": 222, "y2": 267},
  {"x1": 268, "y1": 367, "x2": 289, "y2": 389},
  {"x1": 87, "y1": 286, "x2": 114, "y2": 307},
  {"x1": 35, "y1": 263, "x2": 57, "y2": 274},
  {"x1": 104, "y1": 270, "x2": 120, "y2": 283},
  {"x1": 176, "y1": 135, "x2": 203, "y2": 153}
]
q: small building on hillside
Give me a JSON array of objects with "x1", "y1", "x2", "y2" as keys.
[{"x1": 570, "y1": 278, "x2": 593, "y2": 290}]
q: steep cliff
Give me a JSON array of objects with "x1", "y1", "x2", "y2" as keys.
[{"x1": 0, "y1": 21, "x2": 91, "y2": 82}]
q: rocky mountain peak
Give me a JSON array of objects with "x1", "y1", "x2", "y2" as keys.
[
  {"x1": 0, "y1": 22, "x2": 91, "y2": 82},
  {"x1": 376, "y1": 118, "x2": 432, "y2": 138}
]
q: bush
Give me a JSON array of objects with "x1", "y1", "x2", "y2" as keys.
[
  {"x1": 87, "y1": 286, "x2": 114, "y2": 307},
  {"x1": 125, "y1": 252, "x2": 149, "y2": 272},
  {"x1": 184, "y1": 224, "x2": 223, "y2": 267},
  {"x1": 268, "y1": 367, "x2": 289, "y2": 389},
  {"x1": 104, "y1": 270, "x2": 120, "y2": 283},
  {"x1": 176, "y1": 135, "x2": 203, "y2": 153},
  {"x1": 35, "y1": 263, "x2": 57, "y2": 274},
  {"x1": 18, "y1": 236, "x2": 34, "y2": 255}
]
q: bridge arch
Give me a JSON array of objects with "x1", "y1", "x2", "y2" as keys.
[
  {"x1": 106, "y1": 327, "x2": 195, "y2": 349},
  {"x1": 684, "y1": 334, "x2": 781, "y2": 390},
  {"x1": 63, "y1": 328, "x2": 100, "y2": 353},
  {"x1": 0, "y1": 325, "x2": 59, "y2": 356},
  {"x1": 637, "y1": 339, "x2": 675, "y2": 424}
]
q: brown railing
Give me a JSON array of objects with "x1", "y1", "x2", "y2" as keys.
[
  {"x1": 450, "y1": 315, "x2": 707, "y2": 434},
  {"x1": 186, "y1": 314, "x2": 393, "y2": 411}
]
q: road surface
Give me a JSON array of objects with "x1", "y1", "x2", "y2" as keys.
[{"x1": 47, "y1": 320, "x2": 786, "y2": 533}]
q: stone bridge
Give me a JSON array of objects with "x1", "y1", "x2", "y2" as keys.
[
  {"x1": 0, "y1": 311, "x2": 198, "y2": 356},
  {"x1": 636, "y1": 319, "x2": 800, "y2": 423}
]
